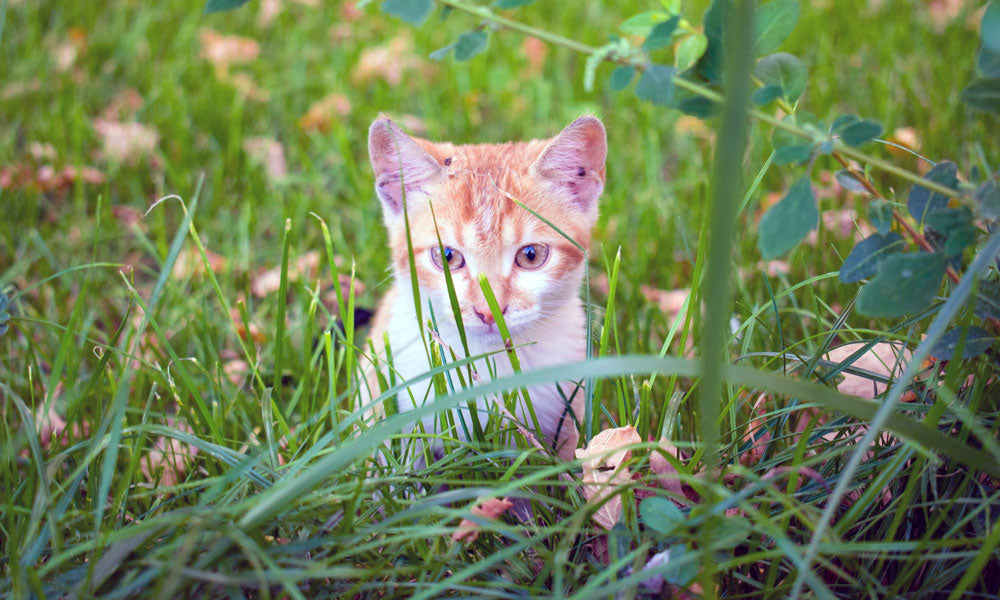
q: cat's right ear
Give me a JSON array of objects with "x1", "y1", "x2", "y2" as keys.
[{"x1": 368, "y1": 118, "x2": 442, "y2": 217}]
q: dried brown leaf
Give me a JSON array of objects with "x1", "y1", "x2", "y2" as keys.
[
  {"x1": 299, "y1": 93, "x2": 352, "y2": 133},
  {"x1": 824, "y1": 342, "x2": 912, "y2": 399},
  {"x1": 580, "y1": 468, "x2": 631, "y2": 529},
  {"x1": 93, "y1": 118, "x2": 159, "y2": 165},
  {"x1": 199, "y1": 29, "x2": 260, "y2": 75},
  {"x1": 243, "y1": 137, "x2": 287, "y2": 181},
  {"x1": 575, "y1": 425, "x2": 641, "y2": 473},
  {"x1": 452, "y1": 496, "x2": 513, "y2": 543}
]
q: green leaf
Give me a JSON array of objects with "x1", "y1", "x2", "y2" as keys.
[
  {"x1": 640, "y1": 497, "x2": 685, "y2": 538},
  {"x1": 643, "y1": 15, "x2": 679, "y2": 52},
  {"x1": 635, "y1": 64, "x2": 676, "y2": 106},
  {"x1": 908, "y1": 160, "x2": 958, "y2": 223},
  {"x1": 961, "y1": 78, "x2": 1000, "y2": 114},
  {"x1": 975, "y1": 279, "x2": 1000, "y2": 319},
  {"x1": 620, "y1": 11, "x2": 670, "y2": 37},
  {"x1": 381, "y1": 0, "x2": 433, "y2": 25},
  {"x1": 868, "y1": 199, "x2": 894, "y2": 235},
  {"x1": 975, "y1": 175, "x2": 1000, "y2": 219},
  {"x1": 204, "y1": 0, "x2": 251, "y2": 13},
  {"x1": 835, "y1": 169, "x2": 869, "y2": 194},
  {"x1": 856, "y1": 252, "x2": 948, "y2": 317},
  {"x1": 661, "y1": 544, "x2": 699, "y2": 585},
  {"x1": 751, "y1": 84, "x2": 783, "y2": 106},
  {"x1": 925, "y1": 207, "x2": 977, "y2": 256},
  {"x1": 983, "y1": 0, "x2": 1000, "y2": 54},
  {"x1": 671, "y1": 86, "x2": 717, "y2": 118},
  {"x1": 755, "y1": 52, "x2": 807, "y2": 102},
  {"x1": 771, "y1": 118, "x2": 812, "y2": 164},
  {"x1": 839, "y1": 233, "x2": 905, "y2": 283},
  {"x1": 757, "y1": 177, "x2": 818, "y2": 259},
  {"x1": 837, "y1": 119, "x2": 883, "y2": 147},
  {"x1": 696, "y1": 0, "x2": 730, "y2": 83},
  {"x1": 752, "y1": 0, "x2": 800, "y2": 56},
  {"x1": 454, "y1": 31, "x2": 488, "y2": 61},
  {"x1": 710, "y1": 516, "x2": 752, "y2": 550},
  {"x1": 429, "y1": 42, "x2": 457, "y2": 61},
  {"x1": 608, "y1": 66, "x2": 636, "y2": 92},
  {"x1": 674, "y1": 33, "x2": 708, "y2": 71},
  {"x1": 978, "y1": 45, "x2": 1000, "y2": 77},
  {"x1": 830, "y1": 113, "x2": 858, "y2": 132},
  {"x1": 931, "y1": 326, "x2": 995, "y2": 360},
  {"x1": 494, "y1": 0, "x2": 535, "y2": 8}
]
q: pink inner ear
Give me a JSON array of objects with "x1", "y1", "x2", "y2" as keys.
[
  {"x1": 532, "y1": 116, "x2": 608, "y2": 211},
  {"x1": 368, "y1": 119, "x2": 442, "y2": 214}
]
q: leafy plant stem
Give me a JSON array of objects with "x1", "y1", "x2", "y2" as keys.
[
  {"x1": 835, "y1": 154, "x2": 1000, "y2": 331},
  {"x1": 430, "y1": 0, "x2": 961, "y2": 200}
]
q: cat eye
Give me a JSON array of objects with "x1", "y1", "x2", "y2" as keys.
[
  {"x1": 430, "y1": 246, "x2": 466, "y2": 270},
  {"x1": 514, "y1": 243, "x2": 550, "y2": 269}
]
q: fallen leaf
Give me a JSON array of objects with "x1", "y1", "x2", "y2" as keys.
[
  {"x1": 51, "y1": 32, "x2": 83, "y2": 73},
  {"x1": 522, "y1": 37, "x2": 547, "y2": 75},
  {"x1": 824, "y1": 342, "x2": 912, "y2": 399},
  {"x1": 243, "y1": 137, "x2": 287, "y2": 181},
  {"x1": 141, "y1": 418, "x2": 199, "y2": 488},
  {"x1": 576, "y1": 426, "x2": 640, "y2": 529},
  {"x1": 580, "y1": 468, "x2": 631, "y2": 529},
  {"x1": 100, "y1": 88, "x2": 145, "y2": 121},
  {"x1": 1, "y1": 79, "x2": 41, "y2": 100},
  {"x1": 35, "y1": 383, "x2": 67, "y2": 448},
  {"x1": 258, "y1": 0, "x2": 283, "y2": 27},
  {"x1": 575, "y1": 425, "x2": 641, "y2": 473},
  {"x1": 250, "y1": 250, "x2": 322, "y2": 297},
  {"x1": 352, "y1": 34, "x2": 425, "y2": 85},
  {"x1": 230, "y1": 73, "x2": 270, "y2": 102},
  {"x1": 674, "y1": 116, "x2": 713, "y2": 141},
  {"x1": 321, "y1": 273, "x2": 367, "y2": 314},
  {"x1": 887, "y1": 126, "x2": 922, "y2": 158},
  {"x1": 452, "y1": 496, "x2": 513, "y2": 543},
  {"x1": 340, "y1": 1, "x2": 363, "y2": 21},
  {"x1": 1, "y1": 164, "x2": 105, "y2": 193},
  {"x1": 230, "y1": 306, "x2": 266, "y2": 344},
  {"x1": 28, "y1": 142, "x2": 57, "y2": 162},
  {"x1": 93, "y1": 118, "x2": 159, "y2": 165},
  {"x1": 224, "y1": 359, "x2": 251, "y2": 386},
  {"x1": 640, "y1": 286, "x2": 689, "y2": 323},
  {"x1": 740, "y1": 393, "x2": 771, "y2": 467},
  {"x1": 111, "y1": 205, "x2": 144, "y2": 228},
  {"x1": 172, "y1": 247, "x2": 228, "y2": 280},
  {"x1": 927, "y1": 0, "x2": 964, "y2": 32},
  {"x1": 199, "y1": 29, "x2": 260, "y2": 77},
  {"x1": 649, "y1": 437, "x2": 686, "y2": 498},
  {"x1": 299, "y1": 93, "x2": 352, "y2": 133}
]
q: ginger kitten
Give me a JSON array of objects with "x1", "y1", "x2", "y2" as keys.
[{"x1": 363, "y1": 115, "x2": 607, "y2": 461}]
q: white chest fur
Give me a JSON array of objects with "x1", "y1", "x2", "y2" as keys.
[{"x1": 370, "y1": 285, "x2": 587, "y2": 458}]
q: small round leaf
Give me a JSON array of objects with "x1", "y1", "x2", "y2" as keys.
[{"x1": 758, "y1": 177, "x2": 818, "y2": 259}]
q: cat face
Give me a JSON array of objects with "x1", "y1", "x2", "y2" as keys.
[{"x1": 368, "y1": 116, "x2": 607, "y2": 339}]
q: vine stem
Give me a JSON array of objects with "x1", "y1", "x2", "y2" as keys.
[{"x1": 432, "y1": 0, "x2": 961, "y2": 200}]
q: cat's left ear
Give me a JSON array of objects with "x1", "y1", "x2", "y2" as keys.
[{"x1": 530, "y1": 116, "x2": 607, "y2": 213}]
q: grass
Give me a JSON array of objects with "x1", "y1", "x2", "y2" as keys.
[{"x1": 2, "y1": 0, "x2": 999, "y2": 597}]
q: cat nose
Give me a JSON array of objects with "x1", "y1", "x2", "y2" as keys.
[{"x1": 473, "y1": 304, "x2": 507, "y2": 325}]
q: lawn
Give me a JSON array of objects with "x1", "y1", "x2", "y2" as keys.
[{"x1": 2, "y1": 0, "x2": 999, "y2": 597}]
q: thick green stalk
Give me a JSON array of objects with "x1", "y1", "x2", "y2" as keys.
[{"x1": 696, "y1": 1, "x2": 755, "y2": 595}]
